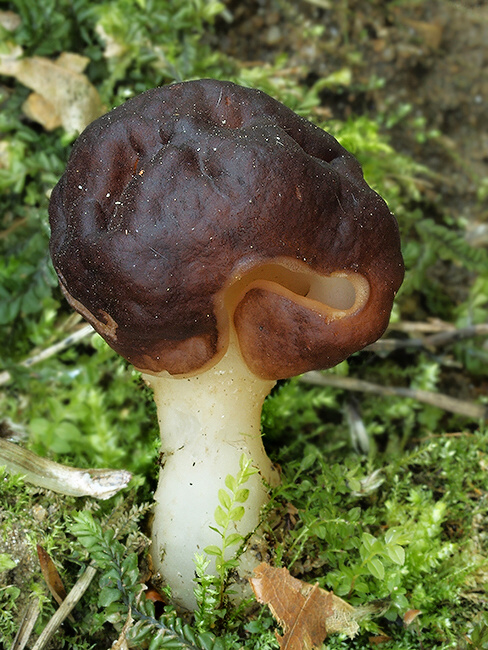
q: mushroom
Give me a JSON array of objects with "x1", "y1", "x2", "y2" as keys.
[{"x1": 49, "y1": 79, "x2": 404, "y2": 609}]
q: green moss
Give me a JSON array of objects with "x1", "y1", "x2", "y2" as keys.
[{"x1": 1, "y1": 0, "x2": 487, "y2": 646}]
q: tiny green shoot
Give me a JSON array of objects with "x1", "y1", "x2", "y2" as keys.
[{"x1": 201, "y1": 454, "x2": 258, "y2": 606}]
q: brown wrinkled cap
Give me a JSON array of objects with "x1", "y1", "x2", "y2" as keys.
[{"x1": 49, "y1": 79, "x2": 404, "y2": 380}]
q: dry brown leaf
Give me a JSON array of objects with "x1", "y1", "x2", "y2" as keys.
[
  {"x1": 23, "y1": 93, "x2": 63, "y2": 131},
  {"x1": 403, "y1": 609, "x2": 422, "y2": 627},
  {"x1": 369, "y1": 634, "x2": 392, "y2": 644},
  {"x1": 250, "y1": 562, "x2": 359, "y2": 649},
  {"x1": 56, "y1": 51, "x2": 91, "y2": 74},
  {"x1": 36, "y1": 544, "x2": 68, "y2": 607},
  {"x1": 0, "y1": 45, "x2": 103, "y2": 133},
  {"x1": 145, "y1": 584, "x2": 166, "y2": 604}
]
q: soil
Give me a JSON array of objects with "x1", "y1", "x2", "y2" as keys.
[{"x1": 215, "y1": 0, "x2": 488, "y2": 244}]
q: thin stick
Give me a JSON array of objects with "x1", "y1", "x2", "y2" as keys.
[
  {"x1": 367, "y1": 323, "x2": 488, "y2": 353},
  {"x1": 301, "y1": 372, "x2": 488, "y2": 420},
  {"x1": 423, "y1": 324, "x2": 488, "y2": 347},
  {"x1": 0, "y1": 438, "x2": 132, "y2": 499},
  {"x1": 387, "y1": 320, "x2": 455, "y2": 334},
  {"x1": 0, "y1": 324, "x2": 94, "y2": 386},
  {"x1": 2, "y1": 321, "x2": 486, "y2": 386},
  {"x1": 30, "y1": 564, "x2": 97, "y2": 650},
  {"x1": 10, "y1": 597, "x2": 41, "y2": 650}
]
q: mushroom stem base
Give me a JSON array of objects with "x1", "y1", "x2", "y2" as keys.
[{"x1": 142, "y1": 345, "x2": 279, "y2": 610}]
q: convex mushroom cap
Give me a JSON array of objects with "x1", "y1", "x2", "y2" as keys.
[{"x1": 49, "y1": 79, "x2": 404, "y2": 379}]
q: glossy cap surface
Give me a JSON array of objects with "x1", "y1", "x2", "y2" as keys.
[{"x1": 49, "y1": 79, "x2": 404, "y2": 379}]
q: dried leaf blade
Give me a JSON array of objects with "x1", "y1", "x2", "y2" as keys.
[
  {"x1": 36, "y1": 544, "x2": 68, "y2": 607},
  {"x1": 250, "y1": 562, "x2": 359, "y2": 650}
]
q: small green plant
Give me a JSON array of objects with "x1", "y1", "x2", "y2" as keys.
[
  {"x1": 201, "y1": 454, "x2": 258, "y2": 606},
  {"x1": 192, "y1": 554, "x2": 221, "y2": 634},
  {"x1": 72, "y1": 510, "x2": 225, "y2": 649}
]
